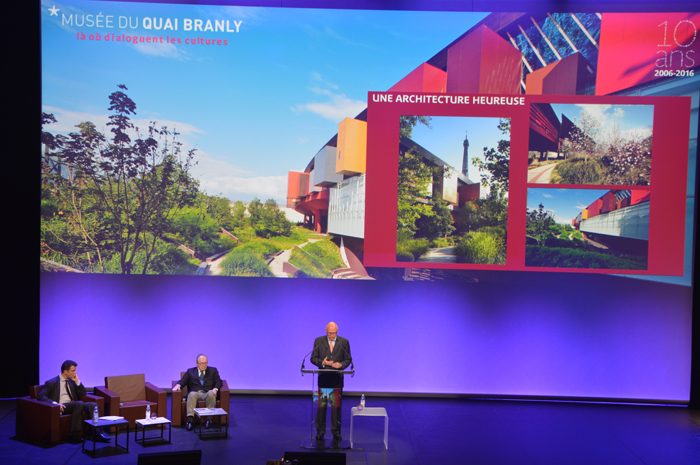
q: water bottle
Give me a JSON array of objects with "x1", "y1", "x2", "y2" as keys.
[
  {"x1": 145, "y1": 405, "x2": 151, "y2": 420},
  {"x1": 92, "y1": 405, "x2": 99, "y2": 424},
  {"x1": 359, "y1": 394, "x2": 365, "y2": 411}
]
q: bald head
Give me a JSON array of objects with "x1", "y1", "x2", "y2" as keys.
[{"x1": 326, "y1": 322, "x2": 338, "y2": 341}]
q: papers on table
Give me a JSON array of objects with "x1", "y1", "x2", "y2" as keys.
[
  {"x1": 194, "y1": 407, "x2": 227, "y2": 416},
  {"x1": 99, "y1": 416, "x2": 124, "y2": 421},
  {"x1": 136, "y1": 417, "x2": 170, "y2": 425}
]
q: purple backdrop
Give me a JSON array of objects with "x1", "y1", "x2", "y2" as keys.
[{"x1": 40, "y1": 272, "x2": 692, "y2": 401}]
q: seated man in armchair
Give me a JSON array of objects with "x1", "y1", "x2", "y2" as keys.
[
  {"x1": 37, "y1": 359, "x2": 111, "y2": 444},
  {"x1": 172, "y1": 354, "x2": 223, "y2": 431}
]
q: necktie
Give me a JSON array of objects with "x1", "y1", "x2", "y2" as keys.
[
  {"x1": 66, "y1": 380, "x2": 74, "y2": 401},
  {"x1": 329, "y1": 341, "x2": 333, "y2": 353}
]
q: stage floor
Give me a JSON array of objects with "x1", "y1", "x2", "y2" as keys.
[{"x1": 4, "y1": 394, "x2": 700, "y2": 464}]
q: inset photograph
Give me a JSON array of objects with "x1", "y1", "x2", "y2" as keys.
[
  {"x1": 528, "y1": 103, "x2": 653, "y2": 185},
  {"x1": 525, "y1": 188, "x2": 649, "y2": 270},
  {"x1": 396, "y1": 116, "x2": 510, "y2": 265}
]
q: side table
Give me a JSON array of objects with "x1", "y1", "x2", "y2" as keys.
[
  {"x1": 350, "y1": 406, "x2": 388, "y2": 449},
  {"x1": 194, "y1": 407, "x2": 228, "y2": 439},
  {"x1": 83, "y1": 418, "x2": 129, "y2": 457},
  {"x1": 135, "y1": 417, "x2": 172, "y2": 445}
]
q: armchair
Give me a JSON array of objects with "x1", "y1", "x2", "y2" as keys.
[
  {"x1": 94, "y1": 374, "x2": 166, "y2": 428},
  {"x1": 171, "y1": 372, "x2": 230, "y2": 426},
  {"x1": 15, "y1": 385, "x2": 104, "y2": 444}
]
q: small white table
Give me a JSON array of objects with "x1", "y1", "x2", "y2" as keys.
[
  {"x1": 350, "y1": 406, "x2": 388, "y2": 449},
  {"x1": 135, "y1": 417, "x2": 172, "y2": 445},
  {"x1": 194, "y1": 407, "x2": 228, "y2": 438}
]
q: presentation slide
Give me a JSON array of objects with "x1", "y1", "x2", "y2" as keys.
[{"x1": 40, "y1": 2, "x2": 698, "y2": 282}]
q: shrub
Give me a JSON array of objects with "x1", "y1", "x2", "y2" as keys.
[
  {"x1": 544, "y1": 236, "x2": 581, "y2": 249},
  {"x1": 396, "y1": 251, "x2": 414, "y2": 262},
  {"x1": 478, "y1": 226, "x2": 506, "y2": 241},
  {"x1": 430, "y1": 237, "x2": 454, "y2": 248},
  {"x1": 454, "y1": 231, "x2": 505, "y2": 265},
  {"x1": 551, "y1": 157, "x2": 603, "y2": 184},
  {"x1": 525, "y1": 245, "x2": 646, "y2": 270},
  {"x1": 220, "y1": 249, "x2": 273, "y2": 277},
  {"x1": 406, "y1": 238, "x2": 430, "y2": 260},
  {"x1": 236, "y1": 240, "x2": 281, "y2": 259},
  {"x1": 301, "y1": 241, "x2": 344, "y2": 270},
  {"x1": 102, "y1": 241, "x2": 199, "y2": 275},
  {"x1": 286, "y1": 240, "x2": 344, "y2": 278}
]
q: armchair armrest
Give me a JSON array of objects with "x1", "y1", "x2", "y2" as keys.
[
  {"x1": 15, "y1": 397, "x2": 62, "y2": 444},
  {"x1": 171, "y1": 380, "x2": 183, "y2": 426},
  {"x1": 219, "y1": 379, "x2": 230, "y2": 414},
  {"x1": 171, "y1": 381, "x2": 183, "y2": 400},
  {"x1": 80, "y1": 393, "x2": 105, "y2": 415},
  {"x1": 93, "y1": 385, "x2": 120, "y2": 417},
  {"x1": 145, "y1": 382, "x2": 167, "y2": 418}
]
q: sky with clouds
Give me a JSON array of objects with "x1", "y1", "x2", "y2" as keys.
[
  {"x1": 549, "y1": 103, "x2": 654, "y2": 144},
  {"x1": 408, "y1": 116, "x2": 508, "y2": 193},
  {"x1": 41, "y1": 0, "x2": 488, "y2": 204},
  {"x1": 527, "y1": 187, "x2": 624, "y2": 225}
]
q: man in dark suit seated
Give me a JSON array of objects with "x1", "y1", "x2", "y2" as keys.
[
  {"x1": 172, "y1": 354, "x2": 223, "y2": 431},
  {"x1": 311, "y1": 321, "x2": 352, "y2": 443},
  {"x1": 37, "y1": 359, "x2": 111, "y2": 444}
]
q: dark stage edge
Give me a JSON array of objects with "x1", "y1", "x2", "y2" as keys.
[{"x1": 4, "y1": 394, "x2": 700, "y2": 465}]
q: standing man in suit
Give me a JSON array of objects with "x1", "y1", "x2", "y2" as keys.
[
  {"x1": 172, "y1": 354, "x2": 223, "y2": 431},
  {"x1": 37, "y1": 360, "x2": 110, "y2": 444},
  {"x1": 311, "y1": 321, "x2": 352, "y2": 442}
]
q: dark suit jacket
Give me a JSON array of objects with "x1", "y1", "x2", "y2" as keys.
[
  {"x1": 37, "y1": 375, "x2": 86, "y2": 403},
  {"x1": 311, "y1": 336, "x2": 352, "y2": 389},
  {"x1": 177, "y1": 367, "x2": 223, "y2": 393}
]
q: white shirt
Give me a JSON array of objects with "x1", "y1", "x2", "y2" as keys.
[{"x1": 57, "y1": 374, "x2": 81, "y2": 404}]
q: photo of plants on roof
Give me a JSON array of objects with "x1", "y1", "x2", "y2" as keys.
[
  {"x1": 525, "y1": 188, "x2": 649, "y2": 270},
  {"x1": 527, "y1": 104, "x2": 653, "y2": 185},
  {"x1": 40, "y1": 86, "x2": 334, "y2": 277},
  {"x1": 396, "y1": 116, "x2": 509, "y2": 265}
]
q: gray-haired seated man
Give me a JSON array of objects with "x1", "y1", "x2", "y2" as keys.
[
  {"x1": 37, "y1": 360, "x2": 111, "y2": 444},
  {"x1": 172, "y1": 354, "x2": 223, "y2": 431}
]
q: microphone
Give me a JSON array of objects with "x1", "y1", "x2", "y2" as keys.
[{"x1": 301, "y1": 343, "x2": 319, "y2": 373}]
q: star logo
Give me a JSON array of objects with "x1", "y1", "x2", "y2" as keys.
[{"x1": 49, "y1": 6, "x2": 59, "y2": 16}]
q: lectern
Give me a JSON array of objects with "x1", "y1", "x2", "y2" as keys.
[{"x1": 300, "y1": 368, "x2": 354, "y2": 449}]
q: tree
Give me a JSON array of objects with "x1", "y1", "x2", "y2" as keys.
[
  {"x1": 472, "y1": 118, "x2": 510, "y2": 193},
  {"x1": 40, "y1": 85, "x2": 199, "y2": 273},
  {"x1": 397, "y1": 115, "x2": 435, "y2": 236},
  {"x1": 400, "y1": 115, "x2": 431, "y2": 138},
  {"x1": 561, "y1": 109, "x2": 599, "y2": 161},
  {"x1": 415, "y1": 192, "x2": 455, "y2": 240},
  {"x1": 600, "y1": 128, "x2": 652, "y2": 185},
  {"x1": 246, "y1": 197, "x2": 292, "y2": 238},
  {"x1": 170, "y1": 203, "x2": 235, "y2": 259},
  {"x1": 527, "y1": 203, "x2": 556, "y2": 245},
  {"x1": 455, "y1": 201, "x2": 478, "y2": 235},
  {"x1": 397, "y1": 148, "x2": 435, "y2": 235},
  {"x1": 247, "y1": 198, "x2": 264, "y2": 230},
  {"x1": 232, "y1": 200, "x2": 247, "y2": 227},
  {"x1": 260, "y1": 198, "x2": 293, "y2": 237},
  {"x1": 204, "y1": 194, "x2": 236, "y2": 230}
]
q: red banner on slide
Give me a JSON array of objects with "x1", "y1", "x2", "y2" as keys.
[
  {"x1": 364, "y1": 92, "x2": 690, "y2": 276},
  {"x1": 596, "y1": 13, "x2": 700, "y2": 95}
]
